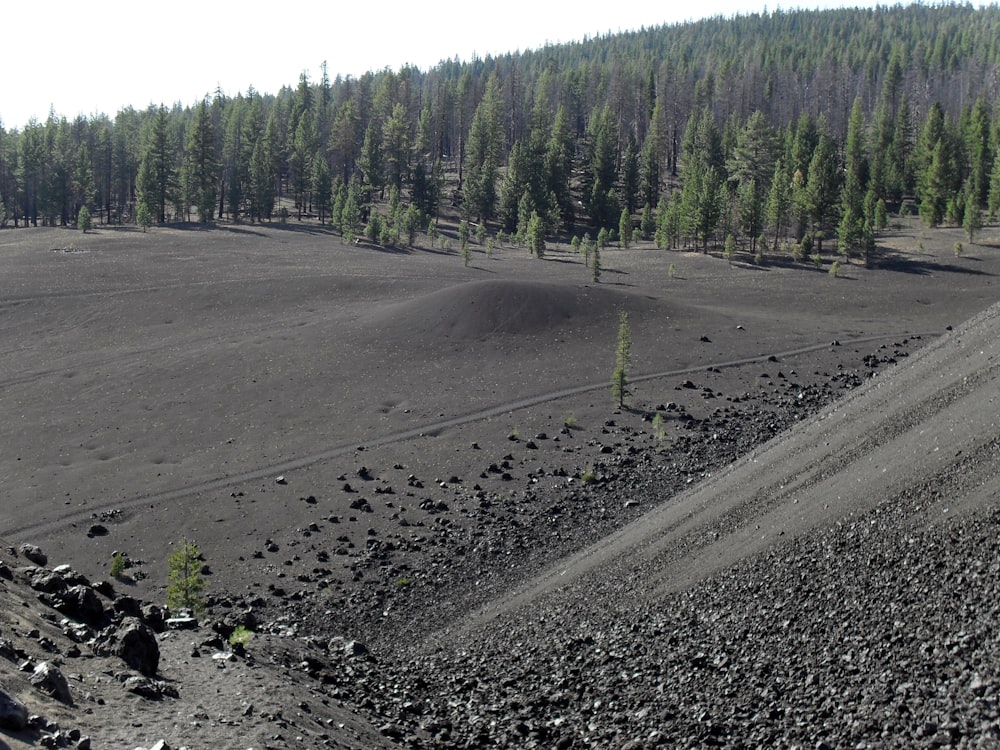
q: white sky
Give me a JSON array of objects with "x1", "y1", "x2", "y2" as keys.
[{"x1": 2, "y1": 0, "x2": 911, "y2": 129}]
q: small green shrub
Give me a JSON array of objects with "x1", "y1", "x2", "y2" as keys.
[
  {"x1": 110, "y1": 552, "x2": 126, "y2": 579},
  {"x1": 229, "y1": 625, "x2": 253, "y2": 647},
  {"x1": 78, "y1": 205, "x2": 92, "y2": 233},
  {"x1": 652, "y1": 412, "x2": 666, "y2": 442}
]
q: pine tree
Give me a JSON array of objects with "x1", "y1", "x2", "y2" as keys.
[
  {"x1": 965, "y1": 97, "x2": 991, "y2": 208},
  {"x1": 611, "y1": 311, "x2": 632, "y2": 409},
  {"x1": 248, "y1": 108, "x2": 278, "y2": 222},
  {"x1": 382, "y1": 102, "x2": 411, "y2": 192},
  {"x1": 963, "y1": 181, "x2": 982, "y2": 243},
  {"x1": 464, "y1": 74, "x2": 504, "y2": 221},
  {"x1": 358, "y1": 122, "x2": 384, "y2": 202},
  {"x1": 621, "y1": 136, "x2": 640, "y2": 215},
  {"x1": 736, "y1": 178, "x2": 764, "y2": 253},
  {"x1": 988, "y1": 149, "x2": 1000, "y2": 219},
  {"x1": 765, "y1": 159, "x2": 790, "y2": 250},
  {"x1": 640, "y1": 203, "x2": 655, "y2": 241},
  {"x1": 182, "y1": 99, "x2": 219, "y2": 223},
  {"x1": 837, "y1": 98, "x2": 868, "y2": 260},
  {"x1": 681, "y1": 162, "x2": 724, "y2": 251},
  {"x1": 137, "y1": 105, "x2": 177, "y2": 224},
  {"x1": 166, "y1": 540, "x2": 206, "y2": 616},
  {"x1": 584, "y1": 104, "x2": 620, "y2": 228},
  {"x1": 340, "y1": 180, "x2": 362, "y2": 244},
  {"x1": 804, "y1": 125, "x2": 839, "y2": 252},
  {"x1": 290, "y1": 111, "x2": 318, "y2": 218},
  {"x1": 312, "y1": 155, "x2": 333, "y2": 224},
  {"x1": 919, "y1": 139, "x2": 951, "y2": 227},
  {"x1": 77, "y1": 204, "x2": 91, "y2": 232},
  {"x1": 499, "y1": 141, "x2": 527, "y2": 232},
  {"x1": 545, "y1": 105, "x2": 575, "y2": 229},
  {"x1": 619, "y1": 207, "x2": 632, "y2": 248},
  {"x1": 526, "y1": 210, "x2": 546, "y2": 258},
  {"x1": 136, "y1": 199, "x2": 152, "y2": 232}
]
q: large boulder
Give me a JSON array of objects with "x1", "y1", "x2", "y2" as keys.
[
  {"x1": 18, "y1": 543, "x2": 47, "y2": 566},
  {"x1": 0, "y1": 682, "x2": 28, "y2": 730},
  {"x1": 114, "y1": 618, "x2": 159, "y2": 676},
  {"x1": 54, "y1": 585, "x2": 108, "y2": 626},
  {"x1": 29, "y1": 661, "x2": 72, "y2": 704}
]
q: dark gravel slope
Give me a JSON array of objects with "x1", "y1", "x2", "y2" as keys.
[{"x1": 342, "y1": 303, "x2": 1000, "y2": 748}]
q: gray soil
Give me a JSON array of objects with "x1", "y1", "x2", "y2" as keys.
[{"x1": 0, "y1": 217, "x2": 997, "y2": 749}]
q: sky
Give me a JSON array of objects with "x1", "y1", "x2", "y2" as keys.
[{"x1": 2, "y1": 0, "x2": 914, "y2": 129}]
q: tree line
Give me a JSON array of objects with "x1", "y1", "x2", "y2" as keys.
[{"x1": 2, "y1": 2, "x2": 1000, "y2": 255}]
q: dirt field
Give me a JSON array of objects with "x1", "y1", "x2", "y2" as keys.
[{"x1": 1, "y1": 217, "x2": 998, "y2": 748}]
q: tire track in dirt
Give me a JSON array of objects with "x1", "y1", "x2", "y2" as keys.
[{"x1": 6, "y1": 331, "x2": 933, "y2": 541}]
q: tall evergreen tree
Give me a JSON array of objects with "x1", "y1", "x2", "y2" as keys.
[
  {"x1": 382, "y1": 102, "x2": 411, "y2": 192},
  {"x1": 621, "y1": 136, "x2": 640, "y2": 215},
  {"x1": 248, "y1": 107, "x2": 279, "y2": 222},
  {"x1": 919, "y1": 139, "x2": 952, "y2": 227},
  {"x1": 137, "y1": 105, "x2": 178, "y2": 224},
  {"x1": 611, "y1": 311, "x2": 632, "y2": 409},
  {"x1": 765, "y1": 159, "x2": 791, "y2": 249},
  {"x1": 312, "y1": 154, "x2": 333, "y2": 224},
  {"x1": 804, "y1": 123, "x2": 839, "y2": 252},
  {"x1": 464, "y1": 73, "x2": 504, "y2": 221},
  {"x1": 545, "y1": 105, "x2": 575, "y2": 229},
  {"x1": 837, "y1": 98, "x2": 869, "y2": 261},
  {"x1": 358, "y1": 121, "x2": 384, "y2": 203},
  {"x1": 182, "y1": 99, "x2": 219, "y2": 222},
  {"x1": 584, "y1": 104, "x2": 619, "y2": 229},
  {"x1": 964, "y1": 97, "x2": 991, "y2": 208}
]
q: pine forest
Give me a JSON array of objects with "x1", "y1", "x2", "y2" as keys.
[{"x1": 3, "y1": 3, "x2": 1000, "y2": 261}]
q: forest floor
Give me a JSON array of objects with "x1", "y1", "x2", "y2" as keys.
[{"x1": 0, "y1": 214, "x2": 998, "y2": 748}]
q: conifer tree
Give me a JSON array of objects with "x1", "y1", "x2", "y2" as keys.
[
  {"x1": 765, "y1": 159, "x2": 790, "y2": 250},
  {"x1": 611, "y1": 311, "x2": 632, "y2": 409},
  {"x1": 919, "y1": 139, "x2": 951, "y2": 227},
  {"x1": 464, "y1": 74, "x2": 504, "y2": 221},
  {"x1": 527, "y1": 210, "x2": 546, "y2": 258},
  {"x1": 248, "y1": 108, "x2": 278, "y2": 222},
  {"x1": 166, "y1": 540, "x2": 206, "y2": 616},
  {"x1": 584, "y1": 105, "x2": 620, "y2": 228},
  {"x1": 804, "y1": 124, "x2": 839, "y2": 252},
  {"x1": 619, "y1": 207, "x2": 632, "y2": 248},
  {"x1": 963, "y1": 182, "x2": 982, "y2": 243},
  {"x1": 837, "y1": 99, "x2": 868, "y2": 260},
  {"x1": 183, "y1": 99, "x2": 219, "y2": 222},
  {"x1": 988, "y1": 149, "x2": 1000, "y2": 219},
  {"x1": 312, "y1": 155, "x2": 333, "y2": 224},
  {"x1": 137, "y1": 105, "x2": 177, "y2": 224},
  {"x1": 77, "y1": 204, "x2": 91, "y2": 232}
]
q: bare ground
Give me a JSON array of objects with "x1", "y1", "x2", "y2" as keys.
[{"x1": 0, "y1": 217, "x2": 998, "y2": 748}]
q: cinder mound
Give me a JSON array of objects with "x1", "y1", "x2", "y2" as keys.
[{"x1": 364, "y1": 279, "x2": 655, "y2": 340}]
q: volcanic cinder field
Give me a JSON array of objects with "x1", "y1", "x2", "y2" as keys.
[{"x1": 1, "y1": 219, "x2": 999, "y2": 749}]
